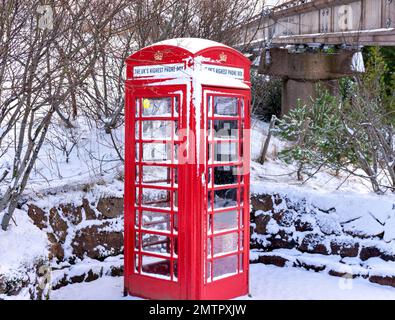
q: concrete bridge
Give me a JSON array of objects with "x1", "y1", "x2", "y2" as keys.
[{"x1": 240, "y1": 0, "x2": 395, "y2": 114}]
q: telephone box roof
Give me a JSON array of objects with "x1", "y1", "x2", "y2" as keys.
[
  {"x1": 127, "y1": 38, "x2": 251, "y2": 65},
  {"x1": 146, "y1": 38, "x2": 230, "y2": 54}
]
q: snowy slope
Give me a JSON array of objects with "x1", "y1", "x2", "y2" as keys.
[
  {"x1": 0, "y1": 209, "x2": 48, "y2": 276},
  {"x1": 250, "y1": 118, "x2": 377, "y2": 194}
]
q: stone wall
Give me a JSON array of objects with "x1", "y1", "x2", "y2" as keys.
[
  {"x1": 1, "y1": 192, "x2": 125, "y2": 299},
  {"x1": 28, "y1": 197, "x2": 123, "y2": 262},
  {"x1": 250, "y1": 193, "x2": 395, "y2": 288},
  {"x1": 26, "y1": 195, "x2": 124, "y2": 294}
]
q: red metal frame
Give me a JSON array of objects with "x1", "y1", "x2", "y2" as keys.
[
  {"x1": 200, "y1": 87, "x2": 250, "y2": 299},
  {"x1": 124, "y1": 40, "x2": 251, "y2": 300}
]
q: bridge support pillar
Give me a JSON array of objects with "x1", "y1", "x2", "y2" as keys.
[
  {"x1": 259, "y1": 48, "x2": 363, "y2": 116},
  {"x1": 281, "y1": 78, "x2": 339, "y2": 116}
]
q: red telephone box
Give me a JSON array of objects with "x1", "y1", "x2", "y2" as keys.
[{"x1": 124, "y1": 38, "x2": 251, "y2": 300}]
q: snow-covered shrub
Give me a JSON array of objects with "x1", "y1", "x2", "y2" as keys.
[{"x1": 275, "y1": 89, "x2": 355, "y2": 180}]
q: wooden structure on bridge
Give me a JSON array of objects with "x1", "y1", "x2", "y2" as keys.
[{"x1": 243, "y1": 0, "x2": 395, "y2": 47}]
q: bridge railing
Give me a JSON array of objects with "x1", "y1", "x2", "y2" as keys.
[
  {"x1": 238, "y1": 0, "x2": 395, "y2": 48},
  {"x1": 272, "y1": 0, "x2": 314, "y2": 13}
]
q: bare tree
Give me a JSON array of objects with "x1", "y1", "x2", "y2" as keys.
[
  {"x1": 339, "y1": 76, "x2": 395, "y2": 194},
  {"x1": 0, "y1": 0, "x2": 129, "y2": 230},
  {"x1": 77, "y1": 0, "x2": 261, "y2": 161},
  {"x1": 0, "y1": 0, "x2": 263, "y2": 230}
]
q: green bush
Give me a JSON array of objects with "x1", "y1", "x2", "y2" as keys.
[
  {"x1": 275, "y1": 88, "x2": 356, "y2": 171},
  {"x1": 363, "y1": 47, "x2": 395, "y2": 124}
]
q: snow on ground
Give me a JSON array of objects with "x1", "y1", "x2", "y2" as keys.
[
  {"x1": 50, "y1": 277, "x2": 115, "y2": 300},
  {"x1": 0, "y1": 115, "x2": 379, "y2": 200},
  {"x1": 50, "y1": 265, "x2": 395, "y2": 300},
  {"x1": 50, "y1": 276, "x2": 134, "y2": 300},
  {"x1": 0, "y1": 209, "x2": 48, "y2": 276},
  {"x1": 243, "y1": 265, "x2": 395, "y2": 300},
  {"x1": 0, "y1": 209, "x2": 49, "y2": 300}
]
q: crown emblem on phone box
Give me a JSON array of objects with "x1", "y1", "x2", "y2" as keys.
[{"x1": 154, "y1": 51, "x2": 163, "y2": 61}]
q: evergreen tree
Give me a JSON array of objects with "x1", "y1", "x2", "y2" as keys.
[{"x1": 363, "y1": 47, "x2": 395, "y2": 124}]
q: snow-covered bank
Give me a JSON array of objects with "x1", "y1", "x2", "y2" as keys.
[
  {"x1": 50, "y1": 264, "x2": 395, "y2": 300},
  {"x1": 251, "y1": 118, "x2": 395, "y2": 248},
  {"x1": 0, "y1": 174, "x2": 125, "y2": 299},
  {"x1": 0, "y1": 209, "x2": 48, "y2": 276},
  {"x1": 0, "y1": 209, "x2": 49, "y2": 299},
  {"x1": 249, "y1": 119, "x2": 395, "y2": 291},
  {"x1": 250, "y1": 191, "x2": 395, "y2": 288},
  {"x1": 250, "y1": 118, "x2": 381, "y2": 194}
]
